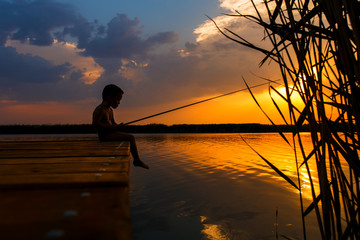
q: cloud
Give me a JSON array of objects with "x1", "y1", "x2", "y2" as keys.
[
  {"x1": 0, "y1": 0, "x2": 98, "y2": 102},
  {"x1": 0, "y1": 0, "x2": 81, "y2": 46},
  {"x1": 112, "y1": 43, "x2": 273, "y2": 109},
  {"x1": 0, "y1": 46, "x2": 71, "y2": 86},
  {"x1": 219, "y1": 0, "x2": 264, "y2": 12},
  {"x1": 80, "y1": 14, "x2": 178, "y2": 70},
  {"x1": 0, "y1": 45, "x2": 97, "y2": 102},
  {"x1": 6, "y1": 39, "x2": 104, "y2": 84},
  {"x1": 0, "y1": 1, "x2": 179, "y2": 104},
  {"x1": 193, "y1": 0, "x2": 267, "y2": 44}
]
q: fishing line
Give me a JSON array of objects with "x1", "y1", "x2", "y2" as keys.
[{"x1": 124, "y1": 80, "x2": 279, "y2": 125}]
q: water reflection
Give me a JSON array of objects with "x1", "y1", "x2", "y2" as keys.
[
  {"x1": 135, "y1": 133, "x2": 318, "y2": 191},
  {"x1": 130, "y1": 133, "x2": 322, "y2": 239},
  {"x1": 201, "y1": 216, "x2": 229, "y2": 240}
]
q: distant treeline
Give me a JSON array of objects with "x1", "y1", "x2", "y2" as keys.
[{"x1": 0, "y1": 123, "x2": 310, "y2": 134}]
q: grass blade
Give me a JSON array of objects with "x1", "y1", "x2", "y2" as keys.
[
  {"x1": 243, "y1": 77, "x2": 292, "y2": 147},
  {"x1": 303, "y1": 194, "x2": 321, "y2": 217},
  {"x1": 241, "y1": 136, "x2": 299, "y2": 190}
]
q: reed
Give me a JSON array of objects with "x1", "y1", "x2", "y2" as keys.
[{"x1": 212, "y1": 0, "x2": 360, "y2": 238}]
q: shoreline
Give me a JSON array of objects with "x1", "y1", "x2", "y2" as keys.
[{"x1": 0, "y1": 123, "x2": 309, "y2": 135}]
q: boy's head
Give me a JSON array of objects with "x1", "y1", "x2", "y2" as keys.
[{"x1": 102, "y1": 84, "x2": 124, "y2": 108}]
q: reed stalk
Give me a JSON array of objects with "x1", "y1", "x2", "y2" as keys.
[{"x1": 213, "y1": 0, "x2": 360, "y2": 238}]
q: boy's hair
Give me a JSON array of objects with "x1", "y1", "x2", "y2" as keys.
[{"x1": 102, "y1": 84, "x2": 124, "y2": 100}]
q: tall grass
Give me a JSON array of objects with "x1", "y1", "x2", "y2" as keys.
[{"x1": 212, "y1": 0, "x2": 360, "y2": 238}]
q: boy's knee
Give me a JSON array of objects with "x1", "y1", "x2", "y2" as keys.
[
  {"x1": 122, "y1": 133, "x2": 135, "y2": 141},
  {"x1": 128, "y1": 134, "x2": 135, "y2": 141}
]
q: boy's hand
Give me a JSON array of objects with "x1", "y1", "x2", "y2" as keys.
[{"x1": 116, "y1": 123, "x2": 124, "y2": 130}]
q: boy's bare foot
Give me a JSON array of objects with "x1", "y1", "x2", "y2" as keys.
[{"x1": 133, "y1": 160, "x2": 149, "y2": 169}]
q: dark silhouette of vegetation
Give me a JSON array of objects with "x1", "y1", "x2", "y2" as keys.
[{"x1": 0, "y1": 123, "x2": 310, "y2": 134}]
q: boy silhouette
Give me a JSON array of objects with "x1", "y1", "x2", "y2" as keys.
[{"x1": 93, "y1": 84, "x2": 149, "y2": 169}]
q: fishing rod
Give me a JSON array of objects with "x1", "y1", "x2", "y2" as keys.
[{"x1": 124, "y1": 80, "x2": 279, "y2": 125}]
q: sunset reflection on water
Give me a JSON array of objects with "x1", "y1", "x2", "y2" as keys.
[
  {"x1": 139, "y1": 133, "x2": 319, "y2": 195},
  {"x1": 130, "y1": 133, "x2": 323, "y2": 239}
]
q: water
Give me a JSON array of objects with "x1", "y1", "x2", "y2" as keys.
[
  {"x1": 130, "y1": 133, "x2": 321, "y2": 240},
  {"x1": 0, "y1": 132, "x2": 321, "y2": 239}
]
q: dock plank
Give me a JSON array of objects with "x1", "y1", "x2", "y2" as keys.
[
  {"x1": 0, "y1": 141, "x2": 130, "y2": 158},
  {"x1": 0, "y1": 155, "x2": 128, "y2": 164},
  {"x1": 0, "y1": 161, "x2": 129, "y2": 175},
  {"x1": 0, "y1": 172, "x2": 129, "y2": 189},
  {"x1": 0, "y1": 149, "x2": 129, "y2": 158},
  {"x1": 0, "y1": 138, "x2": 132, "y2": 239}
]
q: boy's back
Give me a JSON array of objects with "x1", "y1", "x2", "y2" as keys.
[{"x1": 93, "y1": 103, "x2": 116, "y2": 139}]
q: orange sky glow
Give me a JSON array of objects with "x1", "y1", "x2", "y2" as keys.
[{"x1": 0, "y1": 86, "x2": 299, "y2": 125}]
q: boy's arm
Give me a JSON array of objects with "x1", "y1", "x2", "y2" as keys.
[
  {"x1": 109, "y1": 108, "x2": 125, "y2": 130},
  {"x1": 92, "y1": 107, "x2": 122, "y2": 131}
]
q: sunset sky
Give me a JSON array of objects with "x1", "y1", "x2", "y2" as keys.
[{"x1": 0, "y1": 0, "x2": 287, "y2": 125}]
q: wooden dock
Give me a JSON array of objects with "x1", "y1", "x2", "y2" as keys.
[{"x1": 0, "y1": 136, "x2": 132, "y2": 240}]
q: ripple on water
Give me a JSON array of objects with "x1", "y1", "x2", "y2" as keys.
[{"x1": 131, "y1": 133, "x2": 321, "y2": 240}]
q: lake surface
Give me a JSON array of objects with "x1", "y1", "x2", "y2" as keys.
[
  {"x1": 0, "y1": 132, "x2": 322, "y2": 239},
  {"x1": 130, "y1": 133, "x2": 321, "y2": 240}
]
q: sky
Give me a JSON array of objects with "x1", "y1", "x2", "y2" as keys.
[{"x1": 0, "y1": 0, "x2": 286, "y2": 125}]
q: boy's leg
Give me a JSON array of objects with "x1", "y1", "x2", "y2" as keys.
[{"x1": 104, "y1": 132, "x2": 149, "y2": 169}]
